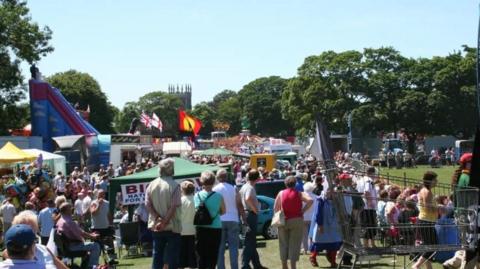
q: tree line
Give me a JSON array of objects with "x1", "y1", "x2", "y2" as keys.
[
  {"x1": 1, "y1": 0, "x2": 477, "y2": 148},
  {"x1": 115, "y1": 46, "x2": 477, "y2": 147}
]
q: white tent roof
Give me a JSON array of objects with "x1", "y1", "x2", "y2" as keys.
[
  {"x1": 24, "y1": 149, "x2": 66, "y2": 161},
  {"x1": 162, "y1": 142, "x2": 192, "y2": 155},
  {"x1": 23, "y1": 148, "x2": 66, "y2": 175}
]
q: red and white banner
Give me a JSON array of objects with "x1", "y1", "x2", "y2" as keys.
[
  {"x1": 140, "y1": 111, "x2": 152, "y2": 128},
  {"x1": 151, "y1": 112, "x2": 163, "y2": 131},
  {"x1": 121, "y1": 182, "x2": 149, "y2": 205}
]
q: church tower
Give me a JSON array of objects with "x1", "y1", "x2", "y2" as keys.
[{"x1": 167, "y1": 84, "x2": 192, "y2": 110}]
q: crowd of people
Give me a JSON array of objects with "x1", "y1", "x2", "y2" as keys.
[
  {"x1": 0, "y1": 148, "x2": 476, "y2": 269},
  {"x1": 0, "y1": 160, "x2": 127, "y2": 269}
]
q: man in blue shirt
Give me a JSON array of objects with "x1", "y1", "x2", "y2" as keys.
[
  {"x1": 37, "y1": 200, "x2": 55, "y2": 245},
  {"x1": 294, "y1": 174, "x2": 304, "y2": 192},
  {"x1": 98, "y1": 175, "x2": 109, "y2": 193},
  {"x1": 0, "y1": 224, "x2": 41, "y2": 269}
]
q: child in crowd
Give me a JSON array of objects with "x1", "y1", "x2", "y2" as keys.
[
  {"x1": 385, "y1": 190, "x2": 402, "y2": 225},
  {"x1": 397, "y1": 197, "x2": 418, "y2": 246},
  {"x1": 179, "y1": 181, "x2": 197, "y2": 269},
  {"x1": 376, "y1": 190, "x2": 388, "y2": 228}
]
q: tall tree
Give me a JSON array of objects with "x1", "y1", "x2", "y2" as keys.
[
  {"x1": 216, "y1": 96, "x2": 242, "y2": 135},
  {"x1": 238, "y1": 76, "x2": 294, "y2": 137},
  {"x1": 0, "y1": 0, "x2": 53, "y2": 134},
  {"x1": 114, "y1": 102, "x2": 139, "y2": 133},
  {"x1": 46, "y1": 70, "x2": 116, "y2": 133},
  {"x1": 431, "y1": 47, "x2": 477, "y2": 138},
  {"x1": 115, "y1": 92, "x2": 183, "y2": 137},
  {"x1": 360, "y1": 47, "x2": 411, "y2": 137},
  {"x1": 283, "y1": 46, "x2": 477, "y2": 150},
  {"x1": 212, "y1": 89, "x2": 237, "y2": 109},
  {"x1": 282, "y1": 50, "x2": 366, "y2": 136},
  {"x1": 136, "y1": 92, "x2": 183, "y2": 137},
  {"x1": 191, "y1": 102, "x2": 215, "y2": 136},
  {"x1": 396, "y1": 47, "x2": 477, "y2": 152}
]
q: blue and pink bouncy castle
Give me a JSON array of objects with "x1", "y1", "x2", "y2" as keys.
[
  {"x1": 28, "y1": 67, "x2": 110, "y2": 168},
  {"x1": 29, "y1": 79, "x2": 99, "y2": 151}
]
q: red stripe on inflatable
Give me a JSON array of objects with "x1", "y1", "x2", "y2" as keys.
[
  {"x1": 29, "y1": 81, "x2": 49, "y2": 100},
  {"x1": 47, "y1": 88, "x2": 88, "y2": 134},
  {"x1": 30, "y1": 80, "x2": 89, "y2": 134}
]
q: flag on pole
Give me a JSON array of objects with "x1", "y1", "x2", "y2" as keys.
[
  {"x1": 310, "y1": 115, "x2": 336, "y2": 195},
  {"x1": 310, "y1": 116, "x2": 335, "y2": 163},
  {"x1": 151, "y1": 112, "x2": 163, "y2": 132},
  {"x1": 469, "y1": 7, "x2": 480, "y2": 192},
  {"x1": 178, "y1": 109, "x2": 202, "y2": 135},
  {"x1": 188, "y1": 135, "x2": 197, "y2": 149},
  {"x1": 140, "y1": 111, "x2": 152, "y2": 128}
]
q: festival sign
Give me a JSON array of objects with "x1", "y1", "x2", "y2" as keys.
[
  {"x1": 111, "y1": 134, "x2": 140, "y2": 144},
  {"x1": 121, "y1": 182, "x2": 149, "y2": 205}
]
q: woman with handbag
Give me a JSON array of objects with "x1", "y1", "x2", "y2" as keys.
[
  {"x1": 274, "y1": 176, "x2": 313, "y2": 269},
  {"x1": 194, "y1": 170, "x2": 225, "y2": 269}
]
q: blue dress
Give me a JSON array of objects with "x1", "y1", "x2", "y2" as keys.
[
  {"x1": 434, "y1": 216, "x2": 459, "y2": 262},
  {"x1": 309, "y1": 197, "x2": 343, "y2": 252}
]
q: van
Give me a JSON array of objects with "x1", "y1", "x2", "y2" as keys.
[{"x1": 249, "y1": 154, "x2": 276, "y2": 172}]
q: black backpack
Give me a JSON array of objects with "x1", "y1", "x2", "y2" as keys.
[{"x1": 194, "y1": 192, "x2": 216, "y2": 225}]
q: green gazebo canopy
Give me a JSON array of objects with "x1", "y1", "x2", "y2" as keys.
[
  {"x1": 113, "y1": 157, "x2": 222, "y2": 182},
  {"x1": 108, "y1": 157, "x2": 222, "y2": 212},
  {"x1": 202, "y1": 148, "x2": 233, "y2": 156}
]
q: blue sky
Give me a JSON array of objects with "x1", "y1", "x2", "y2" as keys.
[{"x1": 25, "y1": 0, "x2": 477, "y2": 109}]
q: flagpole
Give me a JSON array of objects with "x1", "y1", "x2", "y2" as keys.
[
  {"x1": 469, "y1": 4, "x2": 480, "y2": 192},
  {"x1": 477, "y1": 3, "x2": 480, "y2": 120}
]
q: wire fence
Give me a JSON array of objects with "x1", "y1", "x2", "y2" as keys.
[{"x1": 319, "y1": 161, "x2": 479, "y2": 268}]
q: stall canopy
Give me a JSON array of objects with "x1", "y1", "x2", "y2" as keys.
[
  {"x1": 24, "y1": 149, "x2": 66, "y2": 175},
  {"x1": 162, "y1": 141, "x2": 192, "y2": 156},
  {"x1": 52, "y1": 135, "x2": 84, "y2": 150},
  {"x1": 202, "y1": 148, "x2": 233, "y2": 156},
  {"x1": 108, "y1": 157, "x2": 222, "y2": 212},
  {"x1": 0, "y1": 142, "x2": 37, "y2": 164}
]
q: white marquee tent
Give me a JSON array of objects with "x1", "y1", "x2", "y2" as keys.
[{"x1": 24, "y1": 149, "x2": 66, "y2": 175}]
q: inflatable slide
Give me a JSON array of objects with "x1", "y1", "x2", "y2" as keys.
[{"x1": 29, "y1": 79, "x2": 99, "y2": 151}]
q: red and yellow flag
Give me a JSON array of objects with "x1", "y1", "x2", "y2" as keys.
[{"x1": 178, "y1": 109, "x2": 202, "y2": 135}]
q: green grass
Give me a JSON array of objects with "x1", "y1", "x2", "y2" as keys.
[
  {"x1": 116, "y1": 237, "x2": 448, "y2": 269},
  {"x1": 113, "y1": 166, "x2": 459, "y2": 269},
  {"x1": 378, "y1": 165, "x2": 456, "y2": 185}
]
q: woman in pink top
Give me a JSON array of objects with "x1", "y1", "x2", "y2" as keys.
[{"x1": 274, "y1": 176, "x2": 313, "y2": 269}]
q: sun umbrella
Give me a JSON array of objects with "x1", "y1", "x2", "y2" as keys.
[{"x1": 0, "y1": 142, "x2": 37, "y2": 164}]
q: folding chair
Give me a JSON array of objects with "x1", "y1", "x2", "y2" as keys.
[
  {"x1": 119, "y1": 222, "x2": 141, "y2": 258},
  {"x1": 53, "y1": 229, "x2": 88, "y2": 269}
]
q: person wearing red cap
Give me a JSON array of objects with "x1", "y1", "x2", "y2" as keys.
[{"x1": 444, "y1": 152, "x2": 476, "y2": 269}]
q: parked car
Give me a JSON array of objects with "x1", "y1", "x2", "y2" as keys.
[
  {"x1": 256, "y1": 195, "x2": 277, "y2": 239},
  {"x1": 237, "y1": 185, "x2": 280, "y2": 239},
  {"x1": 276, "y1": 160, "x2": 291, "y2": 171}
]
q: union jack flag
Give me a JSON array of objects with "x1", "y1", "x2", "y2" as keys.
[{"x1": 140, "y1": 111, "x2": 152, "y2": 128}]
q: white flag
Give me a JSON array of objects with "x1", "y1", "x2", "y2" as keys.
[{"x1": 151, "y1": 112, "x2": 163, "y2": 131}]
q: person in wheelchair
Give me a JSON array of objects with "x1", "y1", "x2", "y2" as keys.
[
  {"x1": 56, "y1": 202, "x2": 101, "y2": 269},
  {"x1": 89, "y1": 190, "x2": 118, "y2": 265}
]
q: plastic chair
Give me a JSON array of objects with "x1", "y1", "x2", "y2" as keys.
[
  {"x1": 53, "y1": 229, "x2": 88, "y2": 269},
  {"x1": 119, "y1": 222, "x2": 141, "y2": 258}
]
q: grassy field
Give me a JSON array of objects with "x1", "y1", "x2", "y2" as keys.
[
  {"x1": 113, "y1": 165, "x2": 459, "y2": 269},
  {"x1": 378, "y1": 164, "x2": 456, "y2": 185},
  {"x1": 116, "y1": 237, "x2": 449, "y2": 269}
]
